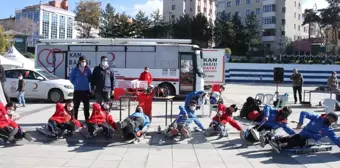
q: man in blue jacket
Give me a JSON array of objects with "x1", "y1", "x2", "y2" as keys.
[
  {"x1": 261, "y1": 111, "x2": 340, "y2": 153},
  {"x1": 184, "y1": 90, "x2": 208, "y2": 109},
  {"x1": 242, "y1": 105, "x2": 295, "y2": 146},
  {"x1": 69, "y1": 56, "x2": 92, "y2": 120},
  {"x1": 116, "y1": 105, "x2": 150, "y2": 141},
  {"x1": 173, "y1": 100, "x2": 205, "y2": 139}
]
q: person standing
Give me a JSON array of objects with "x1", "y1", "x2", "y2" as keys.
[
  {"x1": 91, "y1": 56, "x2": 115, "y2": 105},
  {"x1": 139, "y1": 67, "x2": 153, "y2": 86},
  {"x1": 0, "y1": 64, "x2": 9, "y2": 103},
  {"x1": 69, "y1": 56, "x2": 92, "y2": 120},
  {"x1": 17, "y1": 73, "x2": 26, "y2": 107},
  {"x1": 328, "y1": 71, "x2": 339, "y2": 91},
  {"x1": 290, "y1": 69, "x2": 303, "y2": 104}
]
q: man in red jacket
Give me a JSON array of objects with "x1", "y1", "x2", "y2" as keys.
[
  {"x1": 0, "y1": 102, "x2": 32, "y2": 143},
  {"x1": 139, "y1": 67, "x2": 153, "y2": 86},
  {"x1": 47, "y1": 101, "x2": 82, "y2": 138},
  {"x1": 205, "y1": 104, "x2": 243, "y2": 138},
  {"x1": 86, "y1": 102, "x2": 116, "y2": 138}
]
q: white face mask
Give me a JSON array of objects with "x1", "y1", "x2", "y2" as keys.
[
  {"x1": 18, "y1": 77, "x2": 23, "y2": 80},
  {"x1": 190, "y1": 106, "x2": 196, "y2": 111},
  {"x1": 217, "y1": 111, "x2": 222, "y2": 117},
  {"x1": 67, "y1": 106, "x2": 73, "y2": 111},
  {"x1": 101, "y1": 61, "x2": 108, "y2": 67},
  {"x1": 80, "y1": 62, "x2": 86, "y2": 67},
  {"x1": 103, "y1": 104, "x2": 110, "y2": 110}
]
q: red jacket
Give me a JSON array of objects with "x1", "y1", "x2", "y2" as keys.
[
  {"x1": 0, "y1": 103, "x2": 18, "y2": 128},
  {"x1": 212, "y1": 113, "x2": 242, "y2": 131},
  {"x1": 87, "y1": 103, "x2": 116, "y2": 129},
  {"x1": 139, "y1": 71, "x2": 152, "y2": 85},
  {"x1": 49, "y1": 103, "x2": 82, "y2": 128},
  {"x1": 217, "y1": 104, "x2": 226, "y2": 112}
]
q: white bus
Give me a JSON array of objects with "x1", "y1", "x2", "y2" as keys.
[{"x1": 35, "y1": 38, "x2": 205, "y2": 96}]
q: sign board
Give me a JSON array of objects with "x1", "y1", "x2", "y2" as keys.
[{"x1": 202, "y1": 49, "x2": 225, "y2": 85}]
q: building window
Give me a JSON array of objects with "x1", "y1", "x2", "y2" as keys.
[
  {"x1": 294, "y1": 12, "x2": 296, "y2": 18},
  {"x1": 246, "y1": 0, "x2": 251, "y2": 4},
  {"x1": 263, "y1": 4, "x2": 276, "y2": 13},
  {"x1": 282, "y1": 19, "x2": 285, "y2": 25},
  {"x1": 51, "y1": 14, "x2": 58, "y2": 39},
  {"x1": 42, "y1": 11, "x2": 50, "y2": 39},
  {"x1": 298, "y1": 14, "x2": 300, "y2": 20},
  {"x1": 294, "y1": 1, "x2": 296, "y2": 7},
  {"x1": 67, "y1": 17, "x2": 73, "y2": 39},
  {"x1": 209, "y1": 0, "x2": 212, "y2": 5},
  {"x1": 172, "y1": 5, "x2": 176, "y2": 10},
  {"x1": 59, "y1": 15, "x2": 65, "y2": 39},
  {"x1": 33, "y1": 10, "x2": 40, "y2": 23},
  {"x1": 294, "y1": 24, "x2": 296, "y2": 29},
  {"x1": 282, "y1": 7, "x2": 286, "y2": 13},
  {"x1": 27, "y1": 12, "x2": 33, "y2": 20},
  {"x1": 227, "y1": 1, "x2": 231, "y2": 7},
  {"x1": 263, "y1": 29, "x2": 276, "y2": 36},
  {"x1": 299, "y1": 3, "x2": 301, "y2": 8},
  {"x1": 263, "y1": 16, "x2": 276, "y2": 24},
  {"x1": 204, "y1": 7, "x2": 207, "y2": 13},
  {"x1": 256, "y1": 8, "x2": 260, "y2": 14},
  {"x1": 236, "y1": 0, "x2": 240, "y2": 6},
  {"x1": 197, "y1": 6, "x2": 201, "y2": 12},
  {"x1": 298, "y1": 25, "x2": 300, "y2": 31}
]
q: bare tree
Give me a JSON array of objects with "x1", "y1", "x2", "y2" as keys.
[{"x1": 14, "y1": 17, "x2": 39, "y2": 36}]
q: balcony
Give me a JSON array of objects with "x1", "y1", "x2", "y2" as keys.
[
  {"x1": 262, "y1": 36, "x2": 276, "y2": 42},
  {"x1": 262, "y1": 0, "x2": 276, "y2": 5},
  {"x1": 262, "y1": 24, "x2": 276, "y2": 29},
  {"x1": 262, "y1": 12, "x2": 276, "y2": 17}
]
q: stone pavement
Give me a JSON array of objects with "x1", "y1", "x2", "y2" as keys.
[{"x1": 1, "y1": 84, "x2": 340, "y2": 168}]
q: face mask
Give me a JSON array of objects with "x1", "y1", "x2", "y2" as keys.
[
  {"x1": 136, "y1": 107, "x2": 143, "y2": 112},
  {"x1": 103, "y1": 104, "x2": 110, "y2": 110},
  {"x1": 18, "y1": 77, "x2": 23, "y2": 80},
  {"x1": 217, "y1": 111, "x2": 222, "y2": 117},
  {"x1": 7, "y1": 110, "x2": 14, "y2": 114},
  {"x1": 101, "y1": 61, "x2": 108, "y2": 67},
  {"x1": 80, "y1": 62, "x2": 86, "y2": 67},
  {"x1": 190, "y1": 106, "x2": 196, "y2": 111},
  {"x1": 324, "y1": 119, "x2": 332, "y2": 126},
  {"x1": 67, "y1": 106, "x2": 73, "y2": 111}
]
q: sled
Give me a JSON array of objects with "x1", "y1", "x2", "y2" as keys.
[
  {"x1": 239, "y1": 130, "x2": 257, "y2": 147},
  {"x1": 36, "y1": 126, "x2": 57, "y2": 138},
  {"x1": 284, "y1": 145, "x2": 332, "y2": 154}
]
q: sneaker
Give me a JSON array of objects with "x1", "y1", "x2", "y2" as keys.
[
  {"x1": 23, "y1": 132, "x2": 32, "y2": 141},
  {"x1": 22, "y1": 104, "x2": 26, "y2": 107},
  {"x1": 259, "y1": 134, "x2": 267, "y2": 148},
  {"x1": 250, "y1": 128, "x2": 260, "y2": 141},
  {"x1": 93, "y1": 127, "x2": 103, "y2": 137},
  {"x1": 268, "y1": 139, "x2": 281, "y2": 153}
]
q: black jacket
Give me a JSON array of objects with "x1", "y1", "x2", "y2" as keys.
[
  {"x1": 0, "y1": 65, "x2": 6, "y2": 83},
  {"x1": 91, "y1": 65, "x2": 115, "y2": 92},
  {"x1": 17, "y1": 79, "x2": 25, "y2": 92}
]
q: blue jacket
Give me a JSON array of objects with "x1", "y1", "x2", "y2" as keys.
[
  {"x1": 298, "y1": 111, "x2": 340, "y2": 147},
  {"x1": 176, "y1": 105, "x2": 205, "y2": 130},
  {"x1": 185, "y1": 91, "x2": 205, "y2": 106},
  {"x1": 261, "y1": 105, "x2": 295, "y2": 135},
  {"x1": 130, "y1": 112, "x2": 150, "y2": 132},
  {"x1": 69, "y1": 66, "x2": 92, "y2": 91}
]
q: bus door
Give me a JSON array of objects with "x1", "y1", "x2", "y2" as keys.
[{"x1": 179, "y1": 52, "x2": 196, "y2": 94}]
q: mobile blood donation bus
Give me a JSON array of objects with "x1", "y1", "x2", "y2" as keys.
[{"x1": 35, "y1": 38, "x2": 206, "y2": 96}]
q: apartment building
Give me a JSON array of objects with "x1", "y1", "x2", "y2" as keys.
[
  {"x1": 15, "y1": 0, "x2": 75, "y2": 46},
  {"x1": 216, "y1": 0, "x2": 309, "y2": 53},
  {"x1": 163, "y1": 0, "x2": 216, "y2": 24}
]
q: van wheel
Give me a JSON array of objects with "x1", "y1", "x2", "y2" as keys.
[{"x1": 48, "y1": 89, "x2": 64, "y2": 103}]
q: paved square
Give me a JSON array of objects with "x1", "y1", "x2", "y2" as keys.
[{"x1": 1, "y1": 84, "x2": 340, "y2": 168}]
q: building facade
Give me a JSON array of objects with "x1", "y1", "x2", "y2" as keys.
[
  {"x1": 216, "y1": 0, "x2": 308, "y2": 53},
  {"x1": 163, "y1": 0, "x2": 216, "y2": 24},
  {"x1": 15, "y1": 0, "x2": 75, "y2": 47}
]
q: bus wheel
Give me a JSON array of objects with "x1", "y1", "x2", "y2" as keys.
[{"x1": 163, "y1": 83, "x2": 176, "y2": 96}]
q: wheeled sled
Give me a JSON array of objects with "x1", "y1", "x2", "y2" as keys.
[{"x1": 284, "y1": 145, "x2": 332, "y2": 154}]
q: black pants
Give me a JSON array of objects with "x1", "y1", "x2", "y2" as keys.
[
  {"x1": 2, "y1": 83, "x2": 9, "y2": 102},
  {"x1": 293, "y1": 86, "x2": 302, "y2": 103},
  {"x1": 121, "y1": 117, "x2": 144, "y2": 139},
  {"x1": 245, "y1": 124, "x2": 273, "y2": 142},
  {"x1": 0, "y1": 126, "x2": 23, "y2": 140},
  {"x1": 73, "y1": 90, "x2": 90, "y2": 120},
  {"x1": 279, "y1": 134, "x2": 307, "y2": 149},
  {"x1": 87, "y1": 123, "x2": 113, "y2": 135},
  {"x1": 48, "y1": 120, "x2": 75, "y2": 135}
]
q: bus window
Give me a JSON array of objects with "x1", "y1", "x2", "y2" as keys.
[{"x1": 179, "y1": 54, "x2": 195, "y2": 93}]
